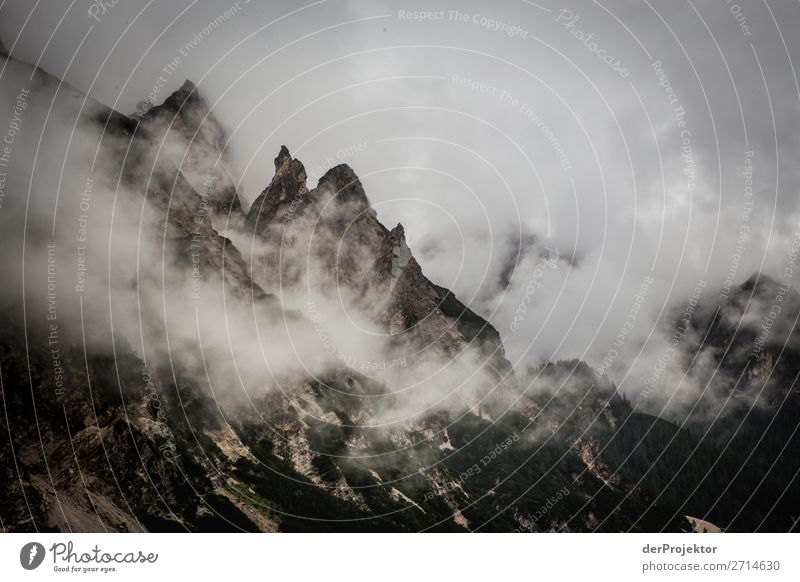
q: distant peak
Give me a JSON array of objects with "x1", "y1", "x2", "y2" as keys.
[
  {"x1": 270, "y1": 146, "x2": 305, "y2": 181},
  {"x1": 139, "y1": 79, "x2": 202, "y2": 120},
  {"x1": 162, "y1": 79, "x2": 201, "y2": 109},
  {"x1": 314, "y1": 163, "x2": 371, "y2": 213},
  {"x1": 745, "y1": 271, "x2": 767, "y2": 285},
  {"x1": 318, "y1": 163, "x2": 359, "y2": 188},
  {"x1": 389, "y1": 223, "x2": 405, "y2": 240},
  {"x1": 244, "y1": 147, "x2": 309, "y2": 228},
  {"x1": 275, "y1": 145, "x2": 292, "y2": 171},
  {"x1": 740, "y1": 272, "x2": 775, "y2": 292}
]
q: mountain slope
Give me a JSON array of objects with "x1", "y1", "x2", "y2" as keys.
[
  {"x1": 656, "y1": 274, "x2": 800, "y2": 531},
  {"x1": 0, "y1": 46, "x2": 796, "y2": 532}
]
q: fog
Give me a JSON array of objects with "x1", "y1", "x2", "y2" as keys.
[{"x1": 2, "y1": 0, "x2": 800, "y2": 418}]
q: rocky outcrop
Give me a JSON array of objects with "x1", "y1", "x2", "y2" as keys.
[
  {"x1": 138, "y1": 80, "x2": 243, "y2": 218},
  {"x1": 246, "y1": 146, "x2": 311, "y2": 228}
]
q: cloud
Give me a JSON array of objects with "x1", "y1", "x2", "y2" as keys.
[{"x1": 3, "y1": 0, "x2": 800, "y2": 411}]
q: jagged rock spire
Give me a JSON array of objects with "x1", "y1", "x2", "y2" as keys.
[
  {"x1": 380, "y1": 223, "x2": 413, "y2": 293},
  {"x1": 274, "y1": 145, "x2": 292, "y2": 170},
  {"x1": 246, "y1": 146, "x2": 310, "y2": 228}
]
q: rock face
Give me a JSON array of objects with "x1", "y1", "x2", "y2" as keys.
[
  {"x1": 137, "y1": 80, "x2": 243, "y2": 218},
  {"x1": 659, "y1": 273, "x2": 800, "y2": 531},
  {"x1": 246, "y1": 146, "x2": 311, "y2": 227},
  {"x1": 1, "y1": 46, "x2": 798, "y2": 532}
]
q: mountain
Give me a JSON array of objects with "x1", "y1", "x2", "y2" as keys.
[
  {"x1": 243, "y1": 146, "x2": 513, "y2": 396},
  {"x1": 136, "y1": 79, "x2": 244, "y2": 218},
  {"x1": 655, "y1": 273, "x2": 800, "y2": 531},
  {"x1": 0, "y1": 45, "x2": 797, "y2": 532}
]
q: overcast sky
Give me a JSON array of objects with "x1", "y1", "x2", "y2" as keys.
[{"x1": 2, "y1": 0, "x2": 800, "y2": 382}]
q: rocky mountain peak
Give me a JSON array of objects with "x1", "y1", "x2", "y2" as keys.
[
  {"x1": 382, "y1": 223, "x2": 411, "y2": 268},
  {"x1": 4, "y1": 30, "x2": 799, "y2": 536},
  {"x1": 274, "y1": 144, "x2": 293, "y2": 171},
  {"x1": 313, "y1": 163, "x2": 372, "y2": 217},
  {"x1": 389, "y1": 222, "x2": 405, "y2": 240},
  {"x1": 246, "y1": 146, "x2": 310, "y2": 228},
  {"x1": 140, "y1": 79, "x2": 201, "y2": 122},
  {"x1": 136, "y1": 79, "x2": 242, "y2": 216},
  {"x1": 272, "y1": 145, "x2": 307, "y2": 183}
]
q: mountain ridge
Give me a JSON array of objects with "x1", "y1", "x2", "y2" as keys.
[{"x1": 0, "y1": 52, "x2": 797, "y2": 532}]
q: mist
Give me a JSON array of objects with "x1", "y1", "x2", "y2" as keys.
[{"x1": 3, "y1": 0, "x2": 800, "y2": 418}]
